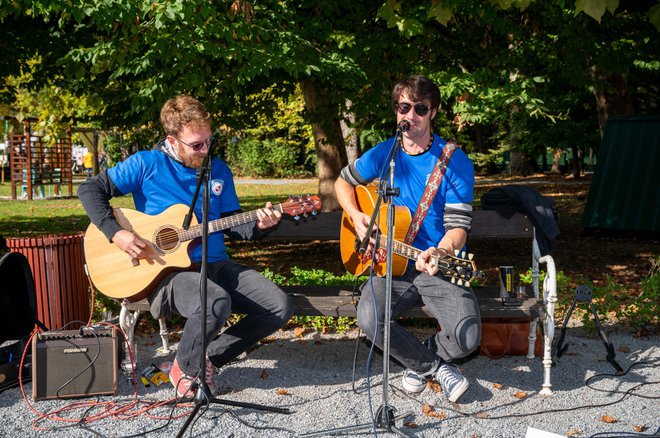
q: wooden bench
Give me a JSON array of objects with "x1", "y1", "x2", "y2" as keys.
[{"x1": 118, "y1": 209, "x2": 557, "y2": 395}]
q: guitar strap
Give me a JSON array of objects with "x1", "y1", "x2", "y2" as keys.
[{"x1": 403, "y1": 142, "x2": 459, "y2": 245}]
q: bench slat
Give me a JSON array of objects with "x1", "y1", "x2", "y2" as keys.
[
  {"x1": 282, "y1": 285, "x2": 540, "y2": 319},
  {"x1": 265, "y1": 210, "x2": 533, "y2": 241}
]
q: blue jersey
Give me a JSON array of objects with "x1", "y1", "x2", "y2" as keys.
[
  {"x1": 354, "y1": 134, "x2": 474, "y2": 250},
  {"x1": 108, "y1": 149, "x2": 240, "y2": 264}
]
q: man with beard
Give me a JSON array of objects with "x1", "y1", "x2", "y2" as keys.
[{"x1": 78, "y1": 95, "x2": 293, "y2": 397}]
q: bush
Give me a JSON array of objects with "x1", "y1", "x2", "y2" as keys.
[{"x1": 227, "y1": 138, "x2": 313, "y2": 177}]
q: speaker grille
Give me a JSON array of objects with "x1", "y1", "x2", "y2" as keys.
[{"x1": 32, "y1": 328, "x2": 118, "y2": 401}]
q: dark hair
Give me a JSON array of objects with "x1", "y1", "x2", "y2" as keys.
[{"x1": 391, "y1": 75, "x2": 441, "y2": 112}]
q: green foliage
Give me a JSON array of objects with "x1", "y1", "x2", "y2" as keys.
[
  {"x1": 262, "y1": 267, "x2": 365, "y2": 333},
  {"x1": 619, "y1": 257, "x2": 660, "y2": 330},
  {"x1": 519, "y1": 264, "x2": 659, "y2": 332},
  {"x1": 519, "y1": 268, "x2": 574, "y2": 316},
  {"x1": 225, "y1": 85, "x2": 315, "y2": 177},
  {"x1": 468, "y1": 145, "x2": 508, "y2": 174}
]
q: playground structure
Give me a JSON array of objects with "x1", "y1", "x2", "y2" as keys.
[{"x1": 7, "y1": 121, "x2": 74, "y2": 200}]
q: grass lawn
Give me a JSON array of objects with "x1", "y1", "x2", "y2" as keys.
[{"x1": 0, "y1": 179, "x2": 319, "y2": 237}]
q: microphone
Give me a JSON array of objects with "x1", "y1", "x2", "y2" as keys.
[{"x1": 397, "y1": 119, "x2": 411, "y2": 133}]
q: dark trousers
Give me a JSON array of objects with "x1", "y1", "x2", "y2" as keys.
[
  {"x1": 357, "y1": 264, "x2": 481, "y2": 374},
  {"x1": 149, "y1": 260, "x2": 293, "y2": 375}
]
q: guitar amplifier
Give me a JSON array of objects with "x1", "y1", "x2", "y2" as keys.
[{"x1": 32, "y1": 328, "x2": 119, "y2": 401}]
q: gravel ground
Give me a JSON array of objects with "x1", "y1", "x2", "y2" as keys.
[{"x1": 1, "y1": 327, "x2": 658, "y2": 438}]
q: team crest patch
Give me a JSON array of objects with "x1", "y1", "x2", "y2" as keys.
[{"x1": 210, "y1": 179, "x2": 224, "y2": 196}]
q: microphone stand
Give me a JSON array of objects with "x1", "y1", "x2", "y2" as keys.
[
  {"x1": 301, "y1": 126, "x2": 412, "y2": 438},
  {"x1": 176, "y1": 140, "x2": 290, "y2": 438}
]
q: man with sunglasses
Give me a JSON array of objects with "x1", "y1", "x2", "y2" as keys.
[
  {"x1": 335, "y1": 75, "x2": 479, "y2": 403},
  {"x1": 78, "y1": 95, "x2": 293, "y2": 398}
]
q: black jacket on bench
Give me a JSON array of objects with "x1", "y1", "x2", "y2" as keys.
[{"x1": 481, "y1": 185, "x2": 559, "y2": 256}]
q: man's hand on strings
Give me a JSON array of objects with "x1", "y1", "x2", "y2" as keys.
[
  {"x1": 256, "y1": 201, "x2": 282, "y2": 230},
  {"x1": 352, "y1": 211, "x2": 378, "y2": 253},
  {"x1": 112, "y1": 229, "x2": 148, "y2": 260},
  {"x1": 416, "y1": 247, "x2": 448, "y2": 276}
]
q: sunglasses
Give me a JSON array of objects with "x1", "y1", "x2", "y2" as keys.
[
  {"x1": 395, "y1": 102, "x2": 430, "y2": 117},
  {"x1": 174, "y1": 135, "x2": 214, "y2": 151}
]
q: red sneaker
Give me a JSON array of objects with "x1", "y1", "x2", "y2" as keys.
[{"x1": 169, "y1": 357, "x2": 196, "y2": 398}]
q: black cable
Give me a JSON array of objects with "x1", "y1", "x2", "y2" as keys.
[{"x1": 389, "y1": 360, "x2": 659, "y2": 422}]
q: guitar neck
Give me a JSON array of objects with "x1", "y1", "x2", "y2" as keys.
[
  {"x1": 178, "y1": 203, "x2": 283, "y2": 242},
  {"x1": 378, "y1": 235, "x2": 437, "y2": 265}
]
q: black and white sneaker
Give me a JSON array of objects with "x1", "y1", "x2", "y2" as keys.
[
  {"x1": 435, "y1": 363, "x2": 469, "y2": 403},
  {"x1": 401, "y1": 360, "x2": 440, "y2": 393}
]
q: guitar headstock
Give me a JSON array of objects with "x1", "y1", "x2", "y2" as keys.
[
  {"x1": 436, "y1": 250, "x2": 483, "y2": 287},
  {"x1": 281, "y1": 194, "x2": 322, "y2": 220}
]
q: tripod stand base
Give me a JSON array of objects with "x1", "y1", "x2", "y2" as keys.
[
  {"x1": 176, "y1": 384, "x2": 291, "y2": 438},
  {"x1": 299, "y1": 405, "x2": 413, "y2": 438}
]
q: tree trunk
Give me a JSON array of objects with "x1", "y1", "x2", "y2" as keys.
[
  {"x1": 341, "y1": 100, "x2": 360, "y2": 164},
  {"x1": 300, "y1": 79, "x2": 348, "y2": 211},
  {"x1": 509, "y1": 150, "x2": 533, "y2": 175},
  {"x1": 591, "y1": 68, "x2": 634, "y2": 138}
]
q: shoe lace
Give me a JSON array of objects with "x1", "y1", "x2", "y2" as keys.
[{"x1": 437, "y1": 365, "x2": 460, "y2": 387}]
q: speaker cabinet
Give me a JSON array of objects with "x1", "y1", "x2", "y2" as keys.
[{"x1": 32, "y1": 328, "x2": 118, "y2": 401}]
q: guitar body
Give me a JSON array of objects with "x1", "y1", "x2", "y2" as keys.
[
  {"x1": 84, "y1": 195, "x2": 322, "y2": 302},
  {"x1": 340, "y1": 185, "x2": 411, "y2": 277},
  {"x1": 84, "y1": 204, "x2": 194, "y2": 302}
]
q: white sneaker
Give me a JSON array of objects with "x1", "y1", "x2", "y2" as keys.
[
  {"x1": 435, "y1": 363, "x2": 469, "y2": 402},
  {"x1": 401, "y1": 369, "x2": 427, "y2": 393}
]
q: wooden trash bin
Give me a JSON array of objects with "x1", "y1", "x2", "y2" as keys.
[{"x1": 6, "y1": 234, "x2": 89, "y2": 330}]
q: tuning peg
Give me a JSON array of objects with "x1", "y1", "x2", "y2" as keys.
[
  {"x1": 294, "y1": 214, "x2": 300, "y2": 220},
  {"x1": 457, "y1": 279, "x2": 463, "y2": 286},
  {"x1": 454, "y1": 249, "x2": 460, "y2": 256},
  {"x1": 464, "y1": 281, "x2": 471, "y2": 287},
  {"x1": 450, "y1": 277, "x2": 456, "y2": 284},
  {"x1": 460, "y1": 251, "x2": 466, "y2": 258},
  {"x1": 468, "y1": 253, "x2": 474, "y2": 260}
]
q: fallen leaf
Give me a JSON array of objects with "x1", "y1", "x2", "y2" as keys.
[
  {"x1": 475, "y1": 412, "x2": 490, "y2": 419},
  {"x1": 492, "y1": 383, "x2": 504, "y2": 390},
  {"x1": 403, "y1": 422, "x2": 417, "y2": 428},
  {"x1": 426, "y1": 380, "x2": 442, "y2": 393},
  {"x1": 566, "y1": 429, "x2": 582, "y2": 436},
  {"x1": 275, "y1": 389, "x2": 289, "y2": 395},
  {"x1": 294, "y1": 327, "x2": 306, "y2": 337},
  {"x1": 633, "y1": 425, "x2": 647, "y2": 432},
  {"x1": 421, "y1": 404, "x2": 447, "y2": 419},
  {"x1": 260, "y1": 336, "x2": 276, "y2": 344},
  {"x1": 618, "y1": 345, "x2": 631, "y2": 353},
  {"x1": 513, "y1": 391, "x2": 527, "y2": 399},
  {"x1": 601, "y1": 415, "x2": 618, "y2": 424},
  {"x1": 260, "y1": 369, "x2": 268, "y2": 380}
]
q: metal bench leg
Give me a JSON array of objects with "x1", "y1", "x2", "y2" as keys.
[
  {"x1": 156, "y1": 318, "x2": 171, "y2": 354},
  {"x1": 119, "y1": 304, "x2": 141, "y2": 373},
  {"x1": 539, "y1": 254, "x2": 557, "y2": 396}
]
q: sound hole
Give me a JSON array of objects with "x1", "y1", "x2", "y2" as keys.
[{"x1": 153, "y1": 226, "x2": 180, "y2": 252}]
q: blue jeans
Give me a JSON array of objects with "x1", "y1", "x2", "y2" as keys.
[
  {"x1": 149, "y1": 260, "x2": 293, "y2": 375},
  {"x1": 357, "y1": 264, "x2": 481, "y2": 374}
]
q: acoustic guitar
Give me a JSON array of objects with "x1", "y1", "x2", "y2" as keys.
[
  {"x1": 340, "y1": 185, "x2": 479, "y2": 285},
  {"x1": 84, "y1": 195, "x2": 321, "y2": 301}
]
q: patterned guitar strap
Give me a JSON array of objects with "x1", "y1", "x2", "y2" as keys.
[{"x1": 403, "y1": 142, "x2": 459, "y2": 245}]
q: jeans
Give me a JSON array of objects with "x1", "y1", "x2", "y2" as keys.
[
  {"x1": 357, "y1": 264, "x2": 481, "y2": 374},
  {"x1": 149, "y1": 260, "x2": 293, "y2": 375}
]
